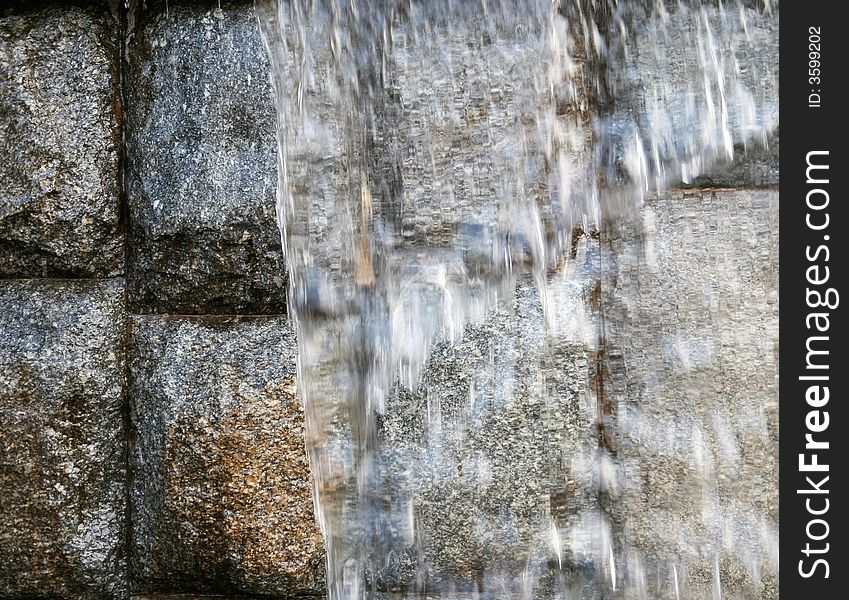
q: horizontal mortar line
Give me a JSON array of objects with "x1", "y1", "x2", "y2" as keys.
[
  {"x1": 129, "y1": 595, "x2": 323, "y2": 600},
  {"x1": 0, "y1": 275, "x2": 126, "y2": 282},
  {"x1": 129, "y1": 595, "x2": 324, "y2": 600},
  {"x1": 676, "y1": 184, "x2": 780, "y2": 192},
  {"x1": 129, "y1": 312, "x2": 290, "y2": 318}
]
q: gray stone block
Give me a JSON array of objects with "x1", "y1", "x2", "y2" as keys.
[
  {"x1": 126, "y1": 1, "x2": 284, "y2": 315},
  {"x1": 0, "y1": 3, "x2": 123, "y2": 278},
  {"x1": 128, "y1": 315, "x2": 324, "y2": 595},
  {"x1": 374, "y1": 279, "x2": 600, "y2": 592},
  {"x1": 602, "y1": 189, "x2": 779, "y2": 599},
  {"x1": 0, "y1": 278, "x2": 128, "y2": 599}
]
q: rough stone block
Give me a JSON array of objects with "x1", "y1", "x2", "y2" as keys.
[
  {"x1": 0, "y1": 3, "x2": 122, "y2": 278},
  {"x1": 0, "y1": 278, "x2": 128, "y2": 599},
  {"x1": 603, "y1": 189, "x2": 779, "y2": 598},
  {"x1": 375, "y1": 278, "x2": 600, "y2": 592},
  {"x1": 129, "y1": 315, "x2": 324, "y2": 595},
  {"x1": 125, "y1": 0, "x2": 284, "y2": 315}
]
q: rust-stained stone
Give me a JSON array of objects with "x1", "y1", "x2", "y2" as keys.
[
  {"x1": 129, "y1": 316, "x2": 324, "y2": 596},
  {"x1": 0, "y1": 278, "x2": 128, "y2": 599}
]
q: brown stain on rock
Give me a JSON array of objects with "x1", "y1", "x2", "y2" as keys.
[{"x1": 159, "y1": 377, "x2": 324, "y2": 594}]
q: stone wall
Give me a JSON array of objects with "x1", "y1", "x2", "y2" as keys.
[
  {"x1": 1, "y1": 2, "x2": 323, "y2": 598},
  {"x1": 0, "y1": 1, "x2": 778, "y2": 599}
]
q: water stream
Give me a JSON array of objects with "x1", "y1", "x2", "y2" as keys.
[{"x1": 256, "y1": 1, "x2": 778, "y2": 598}]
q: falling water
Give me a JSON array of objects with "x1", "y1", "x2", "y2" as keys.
[{"x1": 256, "y1": 1, "x2": 778, "y2": 598}]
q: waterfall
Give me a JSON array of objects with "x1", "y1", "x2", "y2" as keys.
[{"x1": 257, "y1": 1, "x2": 778, "y2": 597}]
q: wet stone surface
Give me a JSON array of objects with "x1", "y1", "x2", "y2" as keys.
[
  {"x1": 129, "y1": 315, "x2": 324, "y2": 595},
  {"x1": 602, "y1": 2, "x2": 778, "y2": 190},
  {"x1": 376, "y1": 278, "x2": 599, "y2": 592},
  {"x1": 0, "y1": 278, "x2": 128, "y2": 599},
  {"x1": 0, "y1": 3, "x2": 123, "y2": 278},
  {"x1": 125, "y1": 0, "x2": 284, "y2": 315},
  {"x1": 688, "y1": 132, "x2": 779, "y2": 189},
  {"x1": 603, "y1": 189, "x2": 779, "y2": 599}
]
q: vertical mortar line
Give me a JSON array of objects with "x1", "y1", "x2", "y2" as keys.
[
  {"x1": 581, "y1": 0, "x2": 621, "y2": 580},
  {"x1": 116, "y1": 0, "x2": 134, "y2": 595},
  {"x1": 593, "y1": 252, "x2": 613, "y2": 455}
]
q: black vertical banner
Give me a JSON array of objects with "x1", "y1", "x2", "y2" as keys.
[{"x1": 780, "y1": 2, "x2": 846, "y2": 598}]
